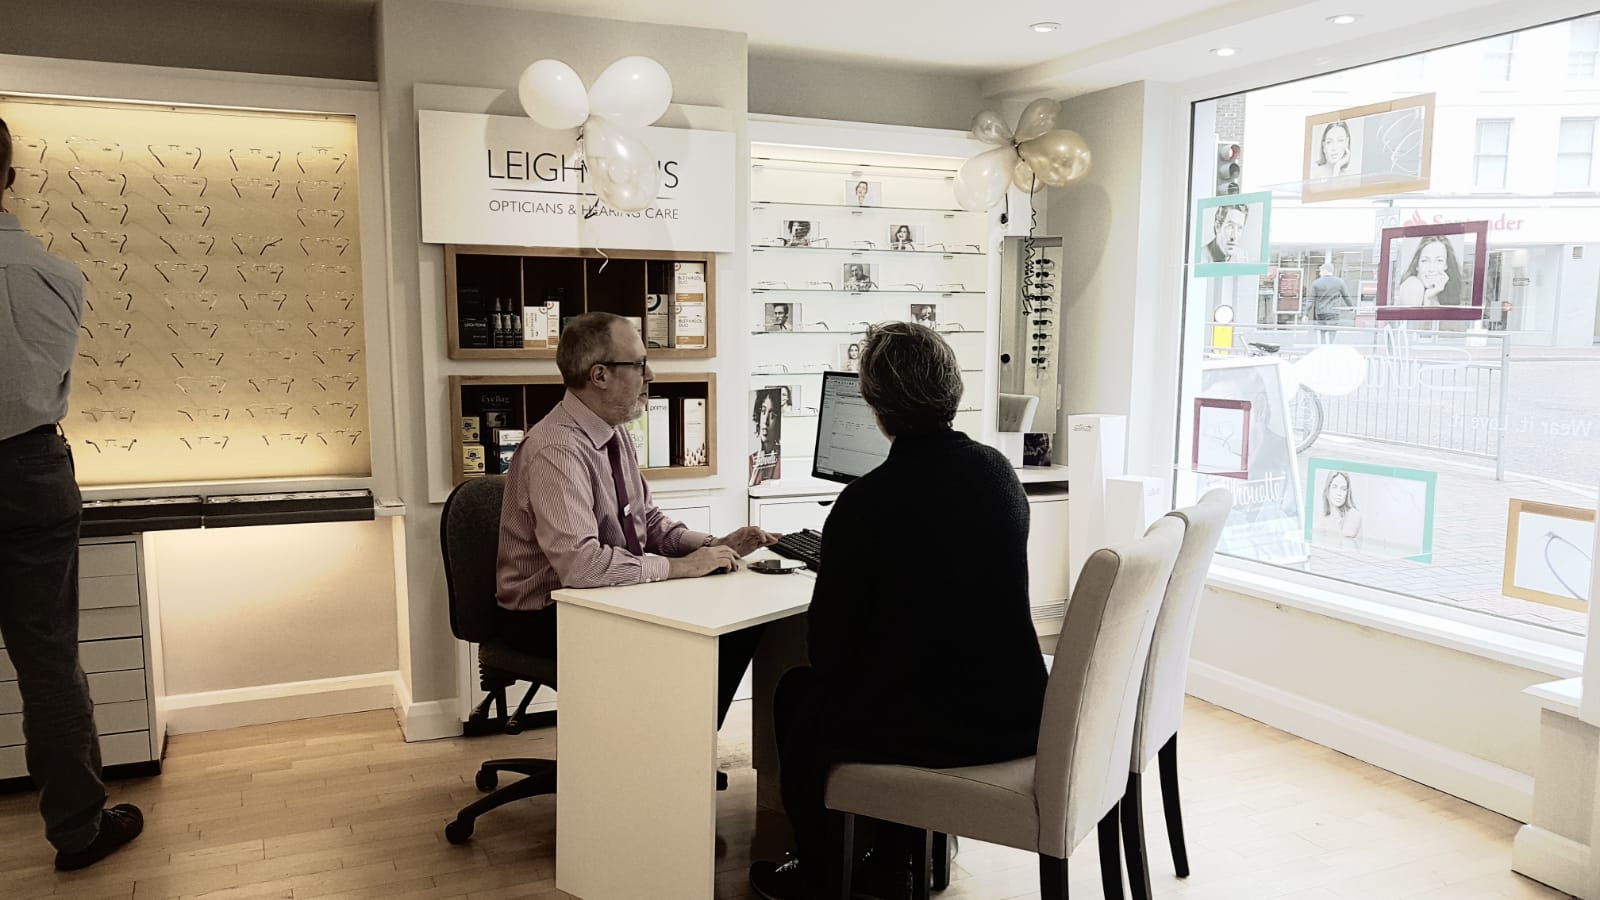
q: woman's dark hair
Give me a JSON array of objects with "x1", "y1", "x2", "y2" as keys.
[
  {"x1": 1316, "y1": 120, "x2": 1352, "y2": 168},
  {"x1": 857, "y1": 321, "x2": 962, "y2": 438},
  {"x1": 1400, "y1": 235, "x2": 1464, "y2": 306},
  {"x1": 1322, "y1": 471, "x2": 1356, "y2": 516},
  {"x1": 0, "y1": 117, "x2": 12, "y2": 176},
  {"x1": 751, "y1": 387, "x2": 781, "y2": 450},
  {"x1": 894, "y1": 225, "x2": 911, "y2": 240}
]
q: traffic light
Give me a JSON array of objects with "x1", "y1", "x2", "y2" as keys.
[{"x1": 1216, "y1": 142, "x2": 1242, "y2": 196}]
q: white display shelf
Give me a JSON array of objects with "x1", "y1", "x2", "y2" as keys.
[
  {"x1": 748, "y1": 329, "x2": 986, "y2": 336},
  {"x1": 751, "y1": 244, "x2": 984, "y2": 258},
  {"x1": 752, "y1": 156, "x2": 963, "y2": 180},
  {"x1": 752, "y1": 288, "x2": 983, "y2": 297},
  {"x1": 752, "y1": 200, "x2": 975, "y2": 216}
]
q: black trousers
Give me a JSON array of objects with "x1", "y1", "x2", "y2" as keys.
[
  {"x1": 498, "y1": 604, "x2": 765, "y2": 731},
  {"x1": 0, "y1": 429, "x2": 106, "y2": 853}
]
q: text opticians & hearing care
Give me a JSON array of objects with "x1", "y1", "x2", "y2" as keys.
[{"x1": 487, "y1": 199, "x2": 680, "y2": 218}]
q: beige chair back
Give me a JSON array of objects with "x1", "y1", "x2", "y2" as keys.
[
  {"x1": 1130, "y1": 489, "x2": 1233, "y2": 772},
  {"x1": 1034, "y1": 516, "x2": 1184, "y2": 859}
]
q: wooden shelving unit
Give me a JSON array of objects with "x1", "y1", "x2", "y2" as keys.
[
  {"x1": 449, "y1": 373, "x2": 718, "y2": 487},
  {"x1": 445, "y1": 245, "x2": 717, "y2": 360}
]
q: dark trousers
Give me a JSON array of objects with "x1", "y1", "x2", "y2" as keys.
[
  {"x1": 0, "y1": 430, "x2": 105, "y2": 852},
  {"x1": 498, "y1": 604, "x2": 765, "y2": 731}
]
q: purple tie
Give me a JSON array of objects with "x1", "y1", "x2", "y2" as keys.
[{"x1": 606, "y1": 434, "x2": 644, "y2": 556}]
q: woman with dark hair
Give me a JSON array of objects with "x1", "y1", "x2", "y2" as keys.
[
  {"x1": 1395, "y1": 235, "x2": 1463, "y2": 307},
  {"x1": 1314, "y1": 471, "x2": 1363, "y2": 546},
  {"x1": 1312, "y1": 120, "x2": 1354, "y2": 181},
  {"x1": 890, "y1": 224, "x2": 913, "y2": 250},
  {"x1": 748, "y1": 387, "x2": 782, "y2": 486},
  {"x1": 750, "y1": 323, "x2": 1047, "y2": 900},
  {"x1": 853, "y1": 180, "x2": 872, "y2": 206}
]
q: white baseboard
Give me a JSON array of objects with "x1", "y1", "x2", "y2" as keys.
[
  {"x1": 1187, "y1": 661, "x2": 1534, "y2": 821},
  {"x1": 159, "y1": 671, "x2": 400, "y2": 735},
  {"x1": 394, "y1": 673, "x2": 463, "y2": 742},
  {"x1": 1513, "y1": 824, "x2": 1589, "y2": 897}
]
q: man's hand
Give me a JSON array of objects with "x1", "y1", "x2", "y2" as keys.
[
  {"x1": 667, "y1": 545, "x2": 741, "y2": 579},
  {"x1": 712, "y1": 526, "x2": 783, "y2": 557}
]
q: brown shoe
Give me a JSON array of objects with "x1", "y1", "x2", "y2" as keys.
[{"x1": 54, "y1": 804, "x2": 143, "y2": 871}]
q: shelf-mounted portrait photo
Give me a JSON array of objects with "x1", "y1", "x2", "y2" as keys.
[
  {"x1": 842, "y1": 262, "x2": 877, "y2": 292},
  {"x1": 888, "y1": 223, "x2": 919, "y2": 250},
  {"x1": 838, "y1": 341, "x2": 863, "y2": 373},
  {"x1": 1301, "y1": 93, "x2": 1435, "y2": 203},
  {"x1": 1191, "y1": 397, "x2": 1251, "y2": 479},
  {"x1": 1304, "y1": 458, "x2": 1437, "y2": 563},
  {"x1": 845, "y1": 179, "x2": 882, "y2": 207},
  {"x1": 1376, "y1": 221, "x2": 1487, "y2": 321},
  {"x1": 764, "y1": 301, "x2": 798, "y2": 333},
  {"x1": 909, "y1": 303, "x2": 938, "y2": 327},
  {"x1": 1194, "y1": 191, "x2": 1271, "y2": 277},
  {"x1": 780, "y1": 220, "x2": 818, "y2": 247},
  {"x1": 1503, "y1": 499, "x2": 1595, "y2": 612}
]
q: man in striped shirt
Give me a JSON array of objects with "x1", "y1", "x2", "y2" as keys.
[{"x1": 496, "y1": 312, "x2": 780, "y2": 747}]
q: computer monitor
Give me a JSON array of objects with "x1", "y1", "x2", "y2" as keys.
[{"x1": 812, "y1": 371, "x2": 892, "y2": 484}]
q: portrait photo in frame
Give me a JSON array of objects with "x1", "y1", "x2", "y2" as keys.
[
  {"x1": 1194, "y1": 191, "x2": 1272, "y2": 277},
  {"x1": 1301, "y1": 93, "x2": 1435, "y2": 202},
  {"x1": 1304, "y1": 458, "x2": 1437, "y2": 563},
  {"x1": 1376, "y1": 221, "x2": 1487, "y2": 321},
  {"x1": 1503, "y1": 499, "x2": 1595, "y2": 612}
]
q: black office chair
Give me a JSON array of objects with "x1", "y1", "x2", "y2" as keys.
[{"x1": 441, "y1": 475, "x2": 558, "y2": 845}]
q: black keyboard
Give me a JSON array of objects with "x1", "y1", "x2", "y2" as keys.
[{"x1": 771, "y1": 528, "x2": 824, "y2": 573}]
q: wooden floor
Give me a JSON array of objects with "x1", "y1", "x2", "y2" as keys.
[{"x1": 0, "y1": 698, "x2": 1569, "y2": 899}]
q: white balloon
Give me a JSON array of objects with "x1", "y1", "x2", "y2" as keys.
[
  {"x1": 518, "y1": 59, "x2": 590, "y2": 130},
  {"x1": 1294, "y1": 346, "x2": 1369, "y2": 397},
  {"x1": 588, "y1": 56, "x2": 674, "y2": 130},
  {"x1": 953, "y1": 147, "x2": 1016, "y2": 212},
  {"x1": 583, "y1": 115, "x2": 661, "y2": 212}
]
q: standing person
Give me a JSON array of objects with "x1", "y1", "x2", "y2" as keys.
[
  {"x1": 1309, "y1": 264, "x2": 1352, "y2": 343},
  {"x1": 496, "y1": 313, "x2": 781, "y2": 767},
  {"x1": 749, "y1": 322, "x2": 1047, "y2": 900},
  {"x1": 0, "y1": 117, "x2": 144, "y2": 870}
]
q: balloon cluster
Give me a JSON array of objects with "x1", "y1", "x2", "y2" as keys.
[
  {"x1": 517, "y1": 56, "x2": 674, "y2": 213},
  {"x1": 954, "y1": 99, "x2": 1092, "y2": 212}
]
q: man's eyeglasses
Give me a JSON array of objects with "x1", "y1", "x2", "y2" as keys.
[{"x1": 600, "y1": 359, "x2": 650, "y2": 373}]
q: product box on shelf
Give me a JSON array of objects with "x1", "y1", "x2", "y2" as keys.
[
  {"x1": 478, "y1": 390, "x2": 518, "y2": 431},
  {"x1": 646, "y1": 397, "x2": 671, "y2": 468},
  {"x1": 462, "y1": 444, "x2": 487, "y2": 477},
  {"x1": 672, "y1": 262, "x2": 707, "y2": 350},
  {"x1": 460, "y1": 416, "x2": 481, "y2": 443},
  {"x1": 522, "y1": 304, "x2": 549, "y2": 349},
  {"x1": 646, "y1": 293, "x2": 673, "y2": 348},
  {"x1": 490, "y1": 428, "x2": 525, "y2": 450},
  {"x1": 674, "y1": 398, "x2": 707, "y2": 467},
  {"x1": 623, "y1": 410, "x2": 649, "y2": 461}
]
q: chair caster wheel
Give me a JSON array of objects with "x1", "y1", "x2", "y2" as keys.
[
  {"x1": 505, "y1": 717, "x2": 524, "y2": 736},
  {"x1": 475, "y1": 770, "x2": 498, "y2": 792},
  {"x1": 444, "y1": 819, "x2": 473, "y2": 845}
]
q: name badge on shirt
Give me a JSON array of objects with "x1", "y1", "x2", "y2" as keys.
[{"x1": 622, "y1": 503, "x2": 632, "y2": 517}]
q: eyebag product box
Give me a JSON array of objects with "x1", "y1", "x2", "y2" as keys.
[
  {"x1": 521, "y1": 304, "x2": 548, "y2": 349},
  {"x1": 672, "y1": 262, "x2": 707, "y2": 350},
  {"x1": 646, "y1": 293, "x2": 673, "y2": 349},
  {"x1": 462, "y1": 443, "x2": 487, "y2": 477},
  {"x1": 460, "y1": 416, "x2": 481, "y2": 443}
]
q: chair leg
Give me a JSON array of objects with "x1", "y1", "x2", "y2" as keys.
[
  {"x1": 932, "y1": 832, "x2": 952, "y2": 890},
  {"x1": 1098, "y1": 805, "x2": 1124, "y2": 900},
  {"x1": 824, "y1": 810, "x2": 856, "y2": 900},
  {"x1": 1121, "y1": 772, "x2": 1152, "y2": 900},
  {"x1": 1039, "y1": 853, "x2": 1069, "y2": 900},
  {"x1": 910, "y1": 829, "x2": 934, "y2": 900},
  {"x1": 444, "y1": 764, "x2": 557, "y2": 843},
  {"x1": 1158, "y1": 734, "x2": 1190, "y2": 878}
]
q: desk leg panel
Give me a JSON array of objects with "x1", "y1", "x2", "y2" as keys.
[
  {"x1": 556, "y1": 605, "x2": 719, "y2": 900},
  {"x1": 753, "y1": 613, "x2": 808, "y2": 812}
]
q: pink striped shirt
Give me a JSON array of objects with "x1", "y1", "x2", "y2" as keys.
[{"x1": 496, "y1": 393, "x2": 712, "y2": 611}]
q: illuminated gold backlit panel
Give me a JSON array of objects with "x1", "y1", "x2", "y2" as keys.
[{"x1": 1, "y1": 97, "x2": 372, "y2": 486}]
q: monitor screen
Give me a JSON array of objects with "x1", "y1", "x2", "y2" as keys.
[{"x1": 812, "y1": 372, "x2": 892, "y2": 484}]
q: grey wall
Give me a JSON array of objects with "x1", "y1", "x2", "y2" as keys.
[
  {"x1": 749, "y1": 55, "x2": 983, "y2": 130},
  {"x1": 377, "y1": 0, "x2": 750, "y2": 705},
  {"x1": 0, "y1": 0, "x2": 376, "y2": 81}
]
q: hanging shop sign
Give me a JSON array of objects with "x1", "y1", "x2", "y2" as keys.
[{"x1": 417, "y1": 109, "x2": 735, "y2": 252}]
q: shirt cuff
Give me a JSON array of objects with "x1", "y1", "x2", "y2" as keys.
[{"x1": 642, "y1": 555, "x2": 672, "y2": 584}]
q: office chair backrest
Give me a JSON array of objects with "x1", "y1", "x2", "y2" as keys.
[
  {"x1": 1130, "y1": 489, "x2": 1233, "y2": 773},
  {"x1": 996, "y1": 393, "x2": 1039, "y2": 433},
  {"x1": 442, "y1": 475, "x2": 507, "y2": 645},
  {"x1": 1033, "y1": 516, "x2": 1183, "y2": 860}
]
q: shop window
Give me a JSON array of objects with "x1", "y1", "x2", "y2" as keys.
[
  {"x1": 1474, "y1": 119, "x2": 1512, "y2": 190},
  {"x1": 1480, "y1": 34, "x2": 1516, "y2": 82},
  {"x1": 1179, "y1": 22, "x2": 1600, "y2": 642},
  {"x1": 1556, "y1": 118, "x2": 1596, "y2": 190},
  {"x1": 1569, "y1": 17, "x2": 1600, "y2": 80}
]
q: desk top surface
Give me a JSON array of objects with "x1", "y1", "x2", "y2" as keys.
[{"x1": 552, "y1": 550, "x2": 813, "y2": 637}]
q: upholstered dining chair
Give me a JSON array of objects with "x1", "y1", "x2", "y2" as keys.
[
  {"x1": 820, "y1": 516, "x2": 1186, "y2": 900},
  {"x1": 1120, "y1": 489, "x2": 1233, "y2": 900}
]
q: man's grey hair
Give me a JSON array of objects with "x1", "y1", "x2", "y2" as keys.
[
  {"x1": 858, "y1": 321, "x2": 962, "y2": 437},
  {"x1": 556, "y1": 311, "x2": 626, "y2": 389}
]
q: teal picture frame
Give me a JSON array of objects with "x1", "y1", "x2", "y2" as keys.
[
  {"x1": 1195, "y1": 191, "x2": 1272, "y2": 277},
  {"x1": 1304, "y1": 457, "x2": 1437, "y2": 563}
]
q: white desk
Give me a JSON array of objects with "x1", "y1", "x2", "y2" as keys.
[{"x1": 553, "y1": 555, "x2": 813, "y2": 900}]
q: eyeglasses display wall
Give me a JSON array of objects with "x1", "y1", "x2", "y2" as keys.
[
  {"x1": 1, "y1": 96, "x2": 371, "y2": 486},
  {"x1": 749, "y1": 151, "x2": 994, "y2": 465}
]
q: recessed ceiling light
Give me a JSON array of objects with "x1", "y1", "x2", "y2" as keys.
[
  {"x1": 1031, "y1": 21, "x2": 1061, "y2": 33},
  {"x1": 1327, "y1": 13, "x2": 1359, "y2": 25},
  {"x1": 1212, "y1": 47, "x2": 1237, "y2": 57}
]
